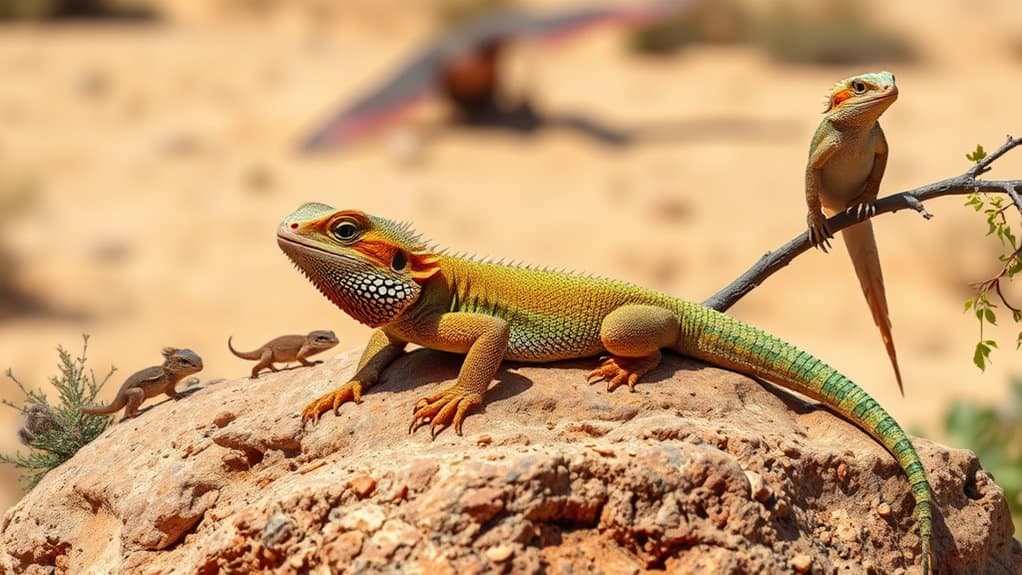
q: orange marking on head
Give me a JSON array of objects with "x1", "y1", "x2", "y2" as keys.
[{"x1": 352, "y1": 239, "x2": 397, "y2": 268}]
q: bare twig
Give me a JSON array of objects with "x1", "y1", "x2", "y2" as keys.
[{"x1": 704, "y1": 135, "x2": 1022, "y2": 312}]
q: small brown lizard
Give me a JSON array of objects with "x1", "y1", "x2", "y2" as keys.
[
  {"x1": 227, "y1": 330, "x2": 339, "y2": 379},
  {"x1": 80, "y1": 347, "x2": 203, "y2": 419},
  {"x1": 805, "y1": 70, "x2": 903, "y2": 395}
]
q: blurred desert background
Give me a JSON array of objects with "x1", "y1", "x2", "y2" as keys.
[{"x1": 0, "y1": 0, "x2": 1020, "y2": 514}]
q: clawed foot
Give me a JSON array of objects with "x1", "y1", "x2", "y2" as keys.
[
  {"x1": 846, "y1": 201, "x2": 876, "y2": 221},
  {"x1": 587, "y1": 352, "x2": 660, "y2": 392},
  {"x1": 301, "y1": 380, "x2": 364, "y2": 425},
  {"x1": 409, "y1": 386, "x2": 482, "y2": 438},
  {"x1": 807, "y1": 212, "x2": 833, "y2": 252}
]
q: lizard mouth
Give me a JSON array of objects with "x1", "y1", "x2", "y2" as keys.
[
  {"x1": 276, "y1": 227, "x2": 357, "y2": 265},
  {"x1": 859, "y1": 85, "x2": 899, "y2": 105}
]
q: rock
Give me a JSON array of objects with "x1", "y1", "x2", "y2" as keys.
[{"x1": 0, "y1": 348, "x2": 1019, "y2": 574}]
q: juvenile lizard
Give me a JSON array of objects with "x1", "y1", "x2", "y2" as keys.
[
  {"x1": 806, "y1": 70, "x2": 904, "y2": 395},
  {"x1": 228, "y1": 330, "x2": 339, "y2": 379},
  {"x1": 277, "y1": 204, "x2": 933, "y2": 573},
  {"x1": 80, "y1": 347, "x2": 203, "y2": 419}
]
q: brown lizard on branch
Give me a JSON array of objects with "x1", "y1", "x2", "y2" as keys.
[
  {"x1": 80, "y1": 347, "x2": 203, "y2": 419},
  {"x1": 228, "y1": 330, "x2": 339, "y2": 379},
  {"x1": 805, "y1": 70, "x2": 904, "y2": 395}
]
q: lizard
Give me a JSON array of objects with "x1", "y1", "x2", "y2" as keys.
[
  {"x1": 80, "y1": 347, "x2": 203, "y2": 420},
  {"x1": 228, "y1": 330, "x2": 339, "y2": 379},
  {"x1": 805, "y1": 70, "x2": 904, "y2": 395},
  {"x1": 276, "y1": 204, "x2": 933, "y2": 573}
]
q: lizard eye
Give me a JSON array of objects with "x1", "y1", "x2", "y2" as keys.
[
  {"x1": 851, "y1": 80, "x2": 867, "y2": 94},
  {"x1": 331, "y1": 220, "x2": 360, "y2": 243},
  {"x1": 391, "y1": 250, "x2": 408, "y2": 272}
]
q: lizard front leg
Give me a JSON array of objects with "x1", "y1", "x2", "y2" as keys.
[
  {"x1": 409, "y1": 313, "x2": 509, "y2": 437},
  {"x1": 805, "y1": 132, "x2": 839, "y2": 252},
  {"x1": 302, "y1": 329, "x2": 407, "y2": 424},
  {"x1": 295, "y1": 345, "x2": 322, "y2": 367},
  {"x1": 588, "y1": 305, "x2": 678, "y2": 391}
]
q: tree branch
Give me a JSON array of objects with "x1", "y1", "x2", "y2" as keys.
[{"x1": 704, "y1": 135, "x2": 1022, "y2": 312}]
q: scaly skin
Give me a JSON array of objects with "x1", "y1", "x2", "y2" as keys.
[
  {"x1": 228, "y1": 330, "x2": 339, "y2": 379},
  {"x1": 806, "y1": 70, "x2": 904, "y2": 396},
  {"x1": 277, "y1": 204, "x2": 933, "y2": 574},
  {"x1": 80, "y1": 348, "x2": 203, "y2": 419}
]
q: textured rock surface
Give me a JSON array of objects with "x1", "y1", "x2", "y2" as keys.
[{"x1": 1, "y1": 348, "x2": 1019, "y2": 574}]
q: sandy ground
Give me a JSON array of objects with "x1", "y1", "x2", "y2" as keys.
[{"x1": 0, "y1": 0, "x2": 1020, "y2": 510}]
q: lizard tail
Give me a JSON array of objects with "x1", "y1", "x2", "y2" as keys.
[
  {"x1": 227, "y1": 336, "x2": 261, "y2": 360},
  {"x1": 79, "y1": 395, "x2": 126, "y2": 416},
  {"x1": 675, "y1": 303, "x2": 932, "y2": 572},
  {"x1": 840, "y1": 221, "x2": 904, "y2": 396}
]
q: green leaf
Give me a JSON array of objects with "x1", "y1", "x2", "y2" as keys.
[
  {"x1": 967, "y1": 144, "x2": 988, "y2": 162},
  {"x1": 984, "y1": 308, "x2": 998, "y2": 325},
  {"x1": 973, "y1": 342, "x2": 990, "y2": 371}
]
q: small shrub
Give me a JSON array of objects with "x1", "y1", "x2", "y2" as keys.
[
  {"x1": 436, "y1": 0, "x2": 515, "y2": 29},
  {"x1": 0, "y1": 335, "x2": 115, "y2": 489},
  {"x1": 755, "y1": 0, "x2": 916, "y2": 66},
  {"x1": 0, "y1": 0, "x2": 154, "y2": 20},
  {"x1": 943, "y1": 378, "x2": 1022, "y2": 532},
  {"x1": 630, "y1": 0, "x2": 750, "y2": 55}
]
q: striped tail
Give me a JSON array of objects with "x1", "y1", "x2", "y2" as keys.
[{"x1": 675, "y1": 302, "x2": 932, "y2": 574}]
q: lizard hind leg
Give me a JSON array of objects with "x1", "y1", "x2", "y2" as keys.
[
  {"x1": 588, "y1": 305, "x2": 679, "y2": 392},
  {"x1": 250, "y1": 349, "x2": 275, "y2": 379},
  {"x1": 122, "y1": 388, "x2": 146, "y2": 419}
]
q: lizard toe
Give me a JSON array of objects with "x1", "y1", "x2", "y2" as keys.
[
  {"x1": 591, "y1": 354, "x2": 660, "y2": 393},
  {"x1": 410, "y1": 386, "x2": 482, "y2": 437},
  {"x1": 301, "y1": 381, "x2": 363, "y2": 424}
]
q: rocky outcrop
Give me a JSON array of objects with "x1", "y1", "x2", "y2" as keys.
[{"x1": 1, "y1": 348, "x2": 1019, "y2": 574}]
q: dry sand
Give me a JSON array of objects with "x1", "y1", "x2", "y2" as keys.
[{"x1": 0, "y1": 0, "x2": 1019, "y2": 510}]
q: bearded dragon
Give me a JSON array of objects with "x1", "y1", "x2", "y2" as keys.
[
  {"x1": 805, "y1": 70, "x2": 903, "y2": 395},
  {"x1": 228, "y1": 330, "x2": 339, "y2": 379},
  {"x1": 277, "y1": 204, "x2": 933, "y2": 573},
  {"x1": 80, "y1": 347, "x2": 203, "y2": 419}
]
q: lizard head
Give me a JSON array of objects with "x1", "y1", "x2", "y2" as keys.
[
  {"x1": 161, "y1": 348, "x2": 204, "y2": 375},
  {"x1": 823, "y1": 71, "x2": 898, "y2": 123},
  {"x1": 306, "y1": 329, "x2": 340, "y2": 350},
  {"x1": 277, "y1": 203, "x2": 440, "y2": 327}
]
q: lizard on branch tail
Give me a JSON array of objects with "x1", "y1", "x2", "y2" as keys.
[
  {"x1": 805, "y1": 70, "x2": 904, "y2": 395},
  {"x1": 277, "y1": 204, "x2": 934, "y2": 573},
  {"x1": 228, "y1": 330, "x2": 339, "y2": 379},
  {"x1": 80, "y1": 347, "x2": 203, "y2": 420}
]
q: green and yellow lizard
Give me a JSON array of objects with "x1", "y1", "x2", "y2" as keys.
[
  {"x1": 805, "y1": 70, "x2": 903, "y2": 395},
  {"x1": 277, "y1": 204, "x2": 933, "y2": 572}
]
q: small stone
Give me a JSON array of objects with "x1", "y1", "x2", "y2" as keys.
[
  {"x1": 877, "y1": 502, "x2": 891, "y2": 517},
  {"x1": 486, "y1": 544, "x2": 514, "y2": 563},
  {"x1": 744, "y1": 470, "x2": 773, "y2": 503},
  {"x1": 213, "y1": 411, "x2": 236, "y2": 428},
  {"x1": 337, "y1": 504, "x2": 386, "y2": 533},
  {"x1": 836, "y1": 462, "x2": 849, "y2": 483},
  {"x1": 476, "y1": 435, "x2": 493, "y2": 447},
  {"x1": 789, "y1": 553, "x2": 813, "y2": 573},
  {"x1": 349, "y1": 475, "x2": 377, "y2": 499}
]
